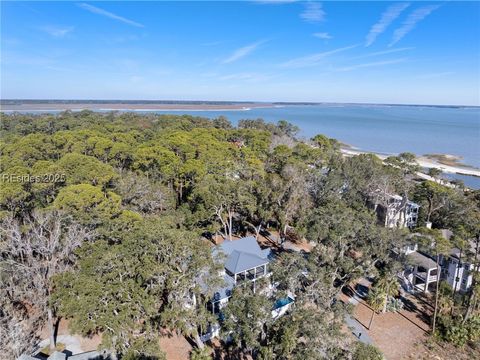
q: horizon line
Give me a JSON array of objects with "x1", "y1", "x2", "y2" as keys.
[{"x1": 1, "y1": 99, "x2": 478, "y2": 108}]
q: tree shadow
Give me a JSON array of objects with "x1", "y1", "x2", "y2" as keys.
[{"x1": 400, "y1": 295, "x2": 432, "y2": 328}]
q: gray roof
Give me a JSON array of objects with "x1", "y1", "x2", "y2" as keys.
[
  {"x1": 217, "y1": 237, "x2": 271, "y2": 275},
  {"x1": 224, "y1": 250, "x2": 269, "y2": 274},
  {"x1": 408, "y1": 251, "x2": 437, "y2": 269}
]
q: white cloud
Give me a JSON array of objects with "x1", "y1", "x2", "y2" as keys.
[
  {"x1": 353, "y1": 47, "x2": 414, "y2": 59},
  {"x1": 390, "y1": 5, "x2": 440, "y2": 46},
  {"x1": 365, "y1": 2, "x2": 410, "y2": 47},
  {"x1": 279, "y1": 44, "x2": 358, "y2": 68},
  {"x1": 313, "y1": 32, "x2": 332, "y2": 40},
  {"x1": 40, "y1": 25, "x2": 74, "y2": 38},
  {"x1": 222, "y1": 41, "x2": 265, "y2": 64},
  {"x1": 336, "y1": 58, "x2": 407, "y2": 72},
  {"x1": 78, "y1": 3, "x2": 144, "y2": 28},
  {"x1": 300, "y1": 2, "x2": 325, "y2": 23}
]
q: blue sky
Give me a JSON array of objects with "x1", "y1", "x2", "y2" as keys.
[{"x1": 1, "y1": 1, "x2": 479, "y2": 105}]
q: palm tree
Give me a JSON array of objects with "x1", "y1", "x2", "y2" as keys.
[
  {"x1": 376, "y1": 274, "x2": 400, "y2": 313},
  {"x1": 367, "y1": 286, "x2": 385, "y2": 330}
]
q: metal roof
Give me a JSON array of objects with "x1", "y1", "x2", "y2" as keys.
[
  {"x1": 224, "y1": 250, "x2": 269, "y2": 274},
  {"x1": 217, "y1": 236, "x2": 271, "y2": 275}
]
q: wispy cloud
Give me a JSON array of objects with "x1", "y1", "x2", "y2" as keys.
[
  {"x1": 78, "y1": 3, "x2": 144, "y2": 28},
  {"x1": 335, "y1": 58, "x2": 407, "y2": 72},
  {"x1": 222, "y1": 41, "x2": 265, "y2": 64},
  {"x1": 279, "y1": 44, "x2": 358, "y2": 68},
  {"x1": 300, "y1": 2, "x2": 325, "y2": 23},
  {"x1": 353, "y1": 47, "x2": 414, "y2": 59},
  {"x1": 365, "y1": 3, "x2": 410, "y2": 47},
  {"x1": 313, "y1": 32, "x2": 332, "y2": 40},
  {"x1": 390, "y1": 5, "x2": 440, "y2": 46},
  {"x1": 40, "y1": 25, "x2": 74, "y2": 38}
]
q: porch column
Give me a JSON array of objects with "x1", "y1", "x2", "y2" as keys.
[{"x1": 425, "y1": 269, "x2": 431, "y2": 293}]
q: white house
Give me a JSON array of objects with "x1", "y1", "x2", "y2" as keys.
[
  {"x1": 444, "y1": 253, "x2": 478, "y2": 293},
  {"x1": 375, "y1": 194, "x2": 420, "y2": 229},
  {"x1": 402, "y1": 250, "x2": 439, "y2": 293},
  {"x1": 440, "y1": 230, "x2": 479, "y2": 293},
  {"x1": 399, "y1": 229, "x2": 479, "y2": 295},
  {"x1": 201, "y1": 237, "x2": 294, "y2": 341}
]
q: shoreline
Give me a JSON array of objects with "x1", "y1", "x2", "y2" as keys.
[
  {"x1": 0, "y1": 103, "x2": 275, "y2": 112},
  {"x1": 341, "y1": 148, "x2": 480, "y2": 178}
]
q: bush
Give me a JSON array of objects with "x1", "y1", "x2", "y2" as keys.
[
  {"x1": 386, "y1": 297, "x2": 404, "y2": 312},
  {"x1": 353, "y1": 342, "x2": 383, "y2": 360},
  {"x1": 438, "y1": 315, "x2": 480, "y2": 347},
  {"x1": 190, "y1": 346, "x2": 212, "y2": 360}
]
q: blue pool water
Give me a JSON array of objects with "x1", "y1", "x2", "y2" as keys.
[{"x1": 273, "y1": 297, "x2": 294, "y2": 310}]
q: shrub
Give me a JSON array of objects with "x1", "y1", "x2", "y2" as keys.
[{"x1": 353, "y1": 342, "x2": 383, "y2": 360}]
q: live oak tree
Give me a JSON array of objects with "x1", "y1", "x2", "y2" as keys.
[
  {"x1": 114, "y1": 171, "x2": 172, "y2": 214},
  {"x1": 53, "y1": 218, "x2": 222, "y2": 357},
  {"x1": 414, "y1": 180, "x2": 455, "y2": 226},
  {"x1": 0, "y1": 210, "x2": 92, "y2": 354},
  {"x1": 269, "y1": 252, "x2": 353, "y2": 359},
  {"x1": 222, "y1": 284, "x2": 273, "y2": 357}
]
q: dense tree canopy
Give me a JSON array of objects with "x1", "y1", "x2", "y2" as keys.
[{"x1": 1, "y1": 111, "x2": 478, "y2": 359}]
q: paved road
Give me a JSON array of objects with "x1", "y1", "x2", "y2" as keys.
[
  {"x1": 344, "y1": 279, "x2": 375, "y2": 346},
  {"x1": 345, "y1": 314, "x2": 374, "y2": 345}
]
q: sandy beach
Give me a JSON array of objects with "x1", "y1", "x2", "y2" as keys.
[{"x1": 341, "y1": 148, "x2": 480, "y2": 178}]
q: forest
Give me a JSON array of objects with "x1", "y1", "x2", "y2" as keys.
[{"x1": 0, "y1": 111, "x2": 479, "y2": 360}]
